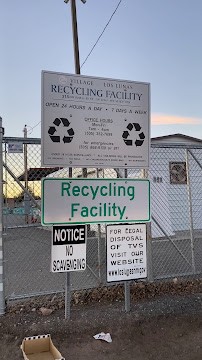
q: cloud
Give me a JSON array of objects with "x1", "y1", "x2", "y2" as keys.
[{"x1": 151, "y1": 114, "x2": 202, "y2": 125}]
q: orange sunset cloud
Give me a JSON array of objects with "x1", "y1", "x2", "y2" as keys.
[{"x1": 151, "y1": 114, "x2": 202, "y2": 125}]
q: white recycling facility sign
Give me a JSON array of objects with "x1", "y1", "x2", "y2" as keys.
[{"x1": 41, "y1": 71, "x2": 150, "y2": 168}]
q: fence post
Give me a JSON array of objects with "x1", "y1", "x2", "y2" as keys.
[
  {"x1": 143, "y1": 169, "x2": 153, "y2": 282},
  {"x1": 0, "y1": 117, "x2": 5, "y2": 315},
  {"x1": 23, "y1": 125, "x2": 29, "y2": 224},
  {"x1": 186, "y1": 149, "x2": 196, "y2": 274}
]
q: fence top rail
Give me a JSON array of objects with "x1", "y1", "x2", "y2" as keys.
[
  {"x1": 3, "y1": 137, "x2": 41, "y2": 145},
  {"x1": 151, "y1": 142, "x2": 202, "y2": 149},
  {"x1": 2, "y1": 137, "x2": 202, "y2": 149}
]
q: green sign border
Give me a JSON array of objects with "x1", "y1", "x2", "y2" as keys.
[{"x1": 41, "y1": 178, "x2": 150, "y2": 226}]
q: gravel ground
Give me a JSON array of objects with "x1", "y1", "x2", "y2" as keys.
[{"x1": 0, "y1": 292, "x2": 202, "y2": 360}]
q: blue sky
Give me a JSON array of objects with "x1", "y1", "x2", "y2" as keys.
[{"x1": 1, "y1": 0, "x2": 202, "y2": 139}]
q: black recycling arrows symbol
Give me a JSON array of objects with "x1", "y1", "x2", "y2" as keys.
[
  {"x1": 48, "y1": 127, "x2": 57, "y2": 135},
  {"x1": 61, "y1": 118, "x2": 70, "y2": 127},
  {"x1": 133, "y1": 123, "x2": 141, "y2": 131},
  {"x1": 49, "y1": 136, "x2": 60, "y2": 143},
  {"x1": 122, "y1": 130, "x2": 132, "y2": 146},
  {"x1": 135, "y1": 131, "x2": 145, "y2": 146},
  {"x1": 63, "y1": 136, "x2": 73, "y2": 143},
  {"x1": 53, "y1": 118, "x2": 61, "y2": 126},
  {"x1": 67, "y1": 128, "x2": 74, "y2": 136},
  {"x1": 48, "y1": 117, "x2": 74, "y2": 144},
  {"x1": 122, "y1": 122, "x2": 145, "y2": 147}
]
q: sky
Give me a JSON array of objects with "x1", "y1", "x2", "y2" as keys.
[{"x1": 1, "y1": 0, "x2": 202, "y2": 139}]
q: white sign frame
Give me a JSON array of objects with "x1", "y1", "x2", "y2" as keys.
[
  {"x1": 51, "y1": 224, "x2": 86, "y2": 273},
  {"x1": 106, "y1": 223, "x2": 147, "y2": 282},
  {"x1": 42, "y1": 178, "x2": 150, "y2": 226},
  {"x1": 41, "y1": 71, "x2": 150, "y2": 168}
]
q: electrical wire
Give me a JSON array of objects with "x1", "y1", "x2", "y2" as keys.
[
  {"x1": 26, "y1": 0, "x2": 123, "y2": 133},
  {"x1": 27, "y1": 121, "x2": 41, "y2": 135},
  {"x1": 25, "y1": 125, "x2": 33, "y2": 134},
  {"x1": 81, "y1": 0, "x2": 123, "y2": 68}
]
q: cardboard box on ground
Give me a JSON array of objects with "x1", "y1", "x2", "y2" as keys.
[{"x1": 21, "y1": 334, "x2": 65, "y2": 360}]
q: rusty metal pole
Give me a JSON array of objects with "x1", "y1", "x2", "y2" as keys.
[
  {"x1": 64, "y1": 0, "x2": 87, "y2": 319},
  {"x1": 71, "y1": 0, "x2": 81, "y2": 75},
  {"x1": 70, "y1": 0, "x2": 87, "y2": 178}
]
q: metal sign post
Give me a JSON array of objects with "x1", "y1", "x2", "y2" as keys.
[
  {"x1": 124, "y1": 168, "x2": 130, "y2": 312},
  {"x1": 65, "y1": 272, "x2": 71, "y2": 320},
  {"x1": 124, "y1": 281, "x2": 130, "y2": 313},
  {"x1": 64, "y1": 0, "x2": 87, "y2": 320}
]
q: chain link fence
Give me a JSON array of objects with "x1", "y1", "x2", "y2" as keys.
[{"x1": 2, "y1": 137, "x2": 202, "y2": 301}]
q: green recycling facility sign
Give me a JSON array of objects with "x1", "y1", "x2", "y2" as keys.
[{"x1": 41, "y1": 178, "x2": 150, "y2": 226}]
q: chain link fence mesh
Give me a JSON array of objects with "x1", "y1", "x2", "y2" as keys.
[{"x1": 2, "y1": 138, "x2": 202, "y2": 301}]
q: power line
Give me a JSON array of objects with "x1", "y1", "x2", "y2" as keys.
[
  {"x1": 27, "y1": 121, "x2": 41, "y2": 135},
  {"x1": 81, "y1": 0, "x2": 123, "y2": 68},
  {"x1": 27, "y1": 0, "x2": 123, "y2": 133}
]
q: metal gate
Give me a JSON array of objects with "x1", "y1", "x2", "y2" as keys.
[
  {"x1": 150, "y1": 144, "x2": 202, "y2": 280},
  {"x1": 1, "y1": 134, "x2": 202, "y2": 304}
]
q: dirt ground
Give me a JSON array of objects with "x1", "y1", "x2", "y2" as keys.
[{"x1": 0, "y1": 292, "x2": 202, "y2": 360}]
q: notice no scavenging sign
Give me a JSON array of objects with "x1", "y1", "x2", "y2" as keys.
[{"x1": 51, "y1": 224, "x2": 86, "y2": 273}]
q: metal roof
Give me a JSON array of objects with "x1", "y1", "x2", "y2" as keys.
[
  {"x1": 151, "y1": 133, "x2": 202, "y2": 143},
  {"x1": 17, "y1": 167, "x2": 61, "y2": 181}
]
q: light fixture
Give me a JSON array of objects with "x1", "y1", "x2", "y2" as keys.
[{"x1": 64, "y1": 0, "x2": 86, "y2": 4}]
